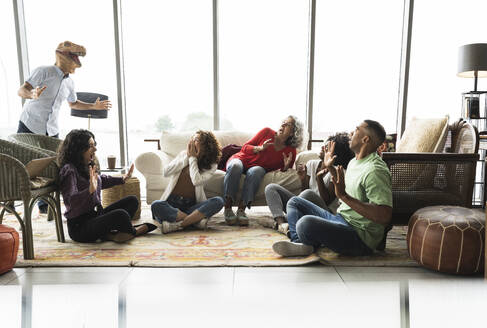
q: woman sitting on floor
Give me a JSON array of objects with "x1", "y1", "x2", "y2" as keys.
[
  {"x1": 264, "y1": 132, "x2": 354, "y2": 235},
  {"x1": 58, "y1": 129, "x2": 156, "y2": 243},
  {"x1": 151, "y1": 130, "x2": 224, "y2": 234},
  {"x1": 223, "y1": 115, "x2": 304, "y2": 226}
]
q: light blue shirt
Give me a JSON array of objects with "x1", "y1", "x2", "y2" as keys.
[{"x1": 19, "y1": 65, "x2": 77, "y2": 136}]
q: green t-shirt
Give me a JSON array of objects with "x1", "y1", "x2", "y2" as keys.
[{"x1": 337, "y1": 152, "x2": 392, "y2": 250}]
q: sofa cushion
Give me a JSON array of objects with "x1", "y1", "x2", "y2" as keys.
[
  {"x1": 203, "y1": 169, "x2": 301, "y2": 204},
  {"x1": 160, "y1": 129, "x2": 309, "y2": 158},
  {"x1": 160, "y1": 130, "x2": 254, "y2": 158}
]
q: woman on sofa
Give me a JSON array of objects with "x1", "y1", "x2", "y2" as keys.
[
  {"x1": 151, "y1": 130, "x2": 224, "y2": 234},
  {"x1": 223, "y1": 115, "x2": 304, "y2": 225},
  {"x1": 264, "y1": 132, "x2": 354, "y2": 235},
  {"x1": 59, "y1": 129, "x2": 156, "y2": 244}
]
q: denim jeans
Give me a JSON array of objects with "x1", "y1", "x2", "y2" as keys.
[
  {"x1": 286, "y1": 196, "x2": 372, "y2": 256},
  {"x1": 17, "y1": 120, "x2": 59, "y2": 138},
  {"x1": 223, "y1": 158, "x2": 266, "y2": 206},
  {"x1": 151, "y1": 194, "x2": 224, "y2": 223},
  {"x1": 264, "y1": 183, "x2": 329, "y2": 219}
]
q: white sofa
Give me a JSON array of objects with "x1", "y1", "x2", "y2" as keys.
[{"x1": 135, "y1": 130, "x2": 318, "y2": 205}]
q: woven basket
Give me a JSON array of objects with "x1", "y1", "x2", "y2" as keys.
[{"x1": 101, "y1": 177, "x2": 141, "y2": 220}]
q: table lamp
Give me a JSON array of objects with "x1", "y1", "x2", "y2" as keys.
[
  {"x1": 71, "y1": 92, "x2": 108, "y2": 130},
  {"x1": 457, "y1": 43, "x2": 487, "y2": 119}
]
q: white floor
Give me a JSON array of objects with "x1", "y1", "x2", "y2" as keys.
[{"x1": 0, "y1": 265, "x2": 485, "y2": 328}]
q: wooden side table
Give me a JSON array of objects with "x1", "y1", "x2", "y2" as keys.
[{"x1": 101, "y1": 177, "x2": 141, "y2": 220}]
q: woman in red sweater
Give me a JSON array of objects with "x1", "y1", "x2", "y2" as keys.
[{"x1": 223, "y1": 115, "x2": 304, "y2": 225}]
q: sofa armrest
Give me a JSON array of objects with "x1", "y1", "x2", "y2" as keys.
[
  {"x1": 295, "y1": 150, "x2": 320, "y2": 169},
  {"x1": 135, "y1": 151, "x2": 170, "y2": 175}
]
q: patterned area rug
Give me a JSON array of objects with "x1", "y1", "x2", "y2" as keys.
[
  {"x1": 2, "y1": 204, "x2": 417, "y2": 267},
  {"x1": 3, "y1": 205, "x2": 319, "y2": 267}
]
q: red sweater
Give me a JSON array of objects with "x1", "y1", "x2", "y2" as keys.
[{"x1": 229, "y1": 127, "x2": 296, "y2": 172}]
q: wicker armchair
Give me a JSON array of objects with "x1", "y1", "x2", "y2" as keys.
[
  {"x1": 8, "y1": 133, "x2": 62, "y2": 156},
  {"x1": 0, "y1": 139, "x2": 65, "y2": 260},
  {"x1": 8, "y1": 133, "x2": 64, "y2": 221},
  {"x1": 382, "y1": 120, "x2": 479, "y2": 225}
]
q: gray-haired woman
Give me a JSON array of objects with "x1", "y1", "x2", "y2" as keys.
[{"x1": 223, "y1": 115, "x2": 304, "y2": 225}]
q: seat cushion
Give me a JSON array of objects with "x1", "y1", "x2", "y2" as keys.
[{"x1": 30, "y1": 176, "x2": 55, "y2": 189}]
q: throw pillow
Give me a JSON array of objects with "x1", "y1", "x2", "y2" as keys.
[
  {"x1": 396, "y1": 116, "x2": 449, "y2": 153},
  {"x1": 395, "y1": 116, "x2": 449, "y2": 191},
  {"x1": 217, "y1": 144, "x2": 242, "y2": 171}
]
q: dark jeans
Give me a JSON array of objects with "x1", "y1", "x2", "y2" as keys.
[
  {"x1": 17, "y1": 120, "x2": 59, "y2": 138},
  {"x1": 151, "y1": 194, "x2": 224, "y2": 223},
  {"x1": 67, "y1": 196, "x2": 138, "y2": 243},
  {"x1": 17, "y1": 120, "x2": 58, "y2": 209},
  {"x1": 287, "y1": 196, "x2": 373, "y2": 256}
]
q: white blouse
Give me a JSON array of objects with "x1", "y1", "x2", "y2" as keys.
[{"x1": 160, "y1": 151, "x2": 217, "y2": 203}]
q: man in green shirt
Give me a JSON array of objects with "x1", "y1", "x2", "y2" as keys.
[{"x1": 273, "y1": 120, "x2": 393, "y2": 257}]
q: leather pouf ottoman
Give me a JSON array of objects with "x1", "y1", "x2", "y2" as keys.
[
  {"x1": 0, "y1": 224, "x2": 19, "y2": 274},
  {"x1": 407, "y1": 206, "x2": 485, "y2": 274}
]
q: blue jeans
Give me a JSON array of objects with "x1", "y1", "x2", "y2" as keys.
[
  {"x1": 223, "y1": 158, "x2": 266, "y2": 206},
  {"x1": 151, "y1": 195, "x2": 224, "y2": 223},
  {"x1": 17, "y1": 120, "x2": 59, "y2": 138},
  {"x1": 286, "y1": 196, "x2": 372, "y2": 256}
]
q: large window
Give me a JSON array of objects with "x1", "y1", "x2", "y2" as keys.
[
  {"x1": 408, "y1": 0, "x2": 487, "y2": 122},
  {"x1": 23, "y1": 0, "x2": 118, "y2": 168},
  {"x1": 218, "y1": 0, "x2": 309, "y2": 131},
  {"x1": 122, "y1": 0, "x2": 214, "y2": 162},
  {"x1": 0, "y1": 1, "x2": 21, "y2": 139},
  {"x1": 313, "y1": 0, "x2": 403, "y2": 145}
]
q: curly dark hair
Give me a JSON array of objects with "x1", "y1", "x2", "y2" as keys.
[
  {"x1": 327, "y1": 132, "x2": 355, "y2": 169},
  {"x1": 57, "y1": 129, "x2": 95, "y2": 179},
  {"x1": 195, "y1": 130, "x2": 221, "y2": 170}
]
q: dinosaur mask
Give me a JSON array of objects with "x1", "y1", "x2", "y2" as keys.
[{"x1": 55, "y1": 41, "x2": 86, "y2": 74}]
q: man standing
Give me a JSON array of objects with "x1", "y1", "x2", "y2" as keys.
[
  {"x1": 272, "y1": 120, "x2": 392, "y2": 257},
  {"x1": 17, "y1": 41, "x2": 111, "y2": 137},
  {"x1": 17, "y1": 41, "x2": 111, "y2": 212}
]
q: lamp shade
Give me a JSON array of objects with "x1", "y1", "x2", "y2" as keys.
[
  {"x1": 457, "y1": 43, "x2": 487, "y2": 78},
  {"x1": 71, "y1": 92, "x2": 108, "y2": 119}
]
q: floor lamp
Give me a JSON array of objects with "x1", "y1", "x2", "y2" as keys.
[
  {"x1": 458, "y1": 43, "x2": 487, "y2": 120},
  {"x1": 71, "y1": 92, "x2": 109, "y2": 130}
]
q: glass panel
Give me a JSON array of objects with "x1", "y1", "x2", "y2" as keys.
[
  {"x1": 408, "y1": 0, "x2": 487, "y2": 122},
  {"x1": 0, "y1": 1, "x2": 22, "y2": 138},
  {"x1": 219, "y1": 0, "x2": 309, "y2": 131},
  {"x1": 23, "y1": 0, "x2": 118, "y2": 168},
  {"x1": 313, "y1": 0, "x2": 403, "y2": 140},
  {"x1": 122, "y1": 0, "x2": 213, "y2": 160}
]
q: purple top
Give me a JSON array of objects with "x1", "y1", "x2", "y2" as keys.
[{"x1": 59, "y1": 163, "x2": 124, "y2": 219}]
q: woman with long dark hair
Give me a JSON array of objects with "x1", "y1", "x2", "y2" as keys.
[{"x1": 58, "y1": 129, "x2": 155, "y2": 243}]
